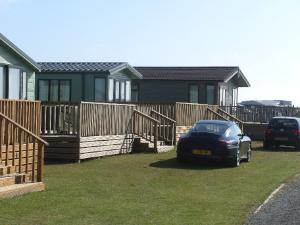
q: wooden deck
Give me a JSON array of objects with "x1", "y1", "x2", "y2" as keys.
[{"x1": 41, "y1": 102, "x2": 244, "y2": 162}]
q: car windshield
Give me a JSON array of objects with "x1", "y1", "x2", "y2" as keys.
[
  {"x1": 269, "y1": 119, "x2": 298, "y2": 129},
  {"x1": 190, "y1": 122, "x2": 229, "y2": 135}
]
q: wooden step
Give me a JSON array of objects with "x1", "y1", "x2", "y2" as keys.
[
  {"x1": 0, "y1": 182, "x2": 45, "y2": 199},
  {"x1": 0, "y1": 165, "x2": 15, "y2": 176},
  {"x1": 0, "y1": 173, "x2": 26, "y2": 187},
  {"x1": 157, "y1": 145, "x2": 175, "y2": 153}
]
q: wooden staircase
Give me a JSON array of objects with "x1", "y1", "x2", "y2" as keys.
[
  {"x1": 132, "y1": 137, "x2": 174, "y2": 153},
  {"x1": 122, "y1": 110, "x2": 176, "y2": 154},
  {"x1": 0, "y1": 112, "x2": 47, "y2": 198}
]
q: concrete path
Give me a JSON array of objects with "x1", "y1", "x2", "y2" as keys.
[{"x1": 246, "y1": 175, "x2": 300, "y2": 225}]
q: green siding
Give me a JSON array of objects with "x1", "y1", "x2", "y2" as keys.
[{"x1": 0, "y1": 44, "x2": 36, "y2": 100}]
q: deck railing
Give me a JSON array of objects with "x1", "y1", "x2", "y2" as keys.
[
  {"x1": 0, "y1": 100, "x2": 41, "y2": 135},
  {"x1": 80, "y1": 102, "x2": 136, "y2": 137},
  {"x1": 41, "y1": 102, "x2": 80, "y2": 135},
  {"x1": 150, "y1": 110, "x2": 176, "y2": 145},
  {"x1": 0, "y1": 112, "x2": 48, "y2": 182}
]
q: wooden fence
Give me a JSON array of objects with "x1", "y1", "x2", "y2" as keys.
[
  {"x1": 221, "y1": 105, "x2": 300, "y2": 123},
  {"x1": 0, "y1": 100, "x2": 41, "y2": 135}
]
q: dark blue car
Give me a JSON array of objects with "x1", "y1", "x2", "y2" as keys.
[{"x1": 177, "y1": 120, "x2": 252, "y2": 167}]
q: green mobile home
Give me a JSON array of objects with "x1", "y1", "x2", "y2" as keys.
[
  {"x1": 36, "y1": 62, "x2": 143, "y2": 102},
  {"x1": 0, "y1": 33, "x2": 39, "y2": 100}
]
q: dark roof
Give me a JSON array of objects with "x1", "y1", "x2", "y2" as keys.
[
  {"x1": 0, "y1": 33, "x2": 40, "y2": 71},
  {"x1": 38, "y1": 62, "x2": 125, "y2": 73},
  {"x1": 38, "y1": 62, "x2": 143, "y2": 79},
  {"x1": 134, "y1": 66, "x2": 250, "y2": 87}
]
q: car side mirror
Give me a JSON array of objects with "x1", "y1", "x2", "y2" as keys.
[{"x1": 238, "y1": 133, "x2": 245, "y2": 138}]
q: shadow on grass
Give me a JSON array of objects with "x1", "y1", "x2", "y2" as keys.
[
  {"x1": 150, "y1": 157, "x2": 228, "y2": 170},
  {"x1": 255, "y1": 146, "x2": 300, "y2": 153}
]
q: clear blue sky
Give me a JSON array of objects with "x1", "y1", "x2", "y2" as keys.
[{"x1": 1, "y1": 0, "x2": 299, "y2": 106}]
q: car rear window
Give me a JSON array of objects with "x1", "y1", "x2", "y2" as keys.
[
  {"x1": 191, "y1": 123, "x2": 229, "y2": 135},
  {"x1": 269, "y1": 119, "x2": 298, "y2": 129}
]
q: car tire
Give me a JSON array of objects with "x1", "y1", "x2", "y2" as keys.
[
  {"x1": 263, "y1": 141, "x2": 271, "y2": 150},
  {"x1": 246, "y1": 148, "x2": 251, "y2": 163},
  {"x1": 228, "y1": 149, "x2": 240, "y2": 167},
  {"x1": 296, "y1": 143, "x2": 300, "y2": 151}
]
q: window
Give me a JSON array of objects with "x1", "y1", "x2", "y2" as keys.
[
  {"x1": 219, "y1": 86, "x2": 226, "y2": 106},
  {"x1": 108, "y1": 79, "x2": 114, "y2": 102},
  {"x1": 131, "y1": 84, "x2": 139, "y2": 102},
  {"x1": 38, "y1": 80, "x2": 49, "y2": 101},
  {"x1": 94, "y1": 78, "x2": 106, "y2": 102},
  {"x1": 189, "y1": 85, "x2": 198, "y2": 103},
  {"x1": 125, "y1": 81, "x2": 131, "y2": 102},
  {"x1": 206, "y1": 85, "x2": 215, "y2": 105},
  {"x1": 232, "y1": 88, "x2": 238, "y2": 106},
  {"x1": 0, "y1": 66, "x2": 5, "y2": 98},
  {"x1": 20, "y1": 72, "x2": 27, "y2": 99},
  {"x1": 115, "y1": 81, "x2": 120, "y2": 101},
  {"x1": 8, "y1": 67, "x2": 20, "y2": 99},
  {"x1": 50, "y1": 80, "x2": 59, "y2": 101},
  {"x1": 38, "y1": 80, "x2": 71, "y2": 102},
  {"x1": 120, "y1": 81, "x2": 125, "y2": 102}
]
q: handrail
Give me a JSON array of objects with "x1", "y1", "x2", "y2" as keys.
[
  {"x1": 217, "y1": 108, "x2": 244, "y2": 124},
  {"x1": 206, "y1": 108, "x2": 229, "y2": 121},
  {"x1": 0, "y1": 112, "x2": 48, "y2": 145},
  {"x1": 132, "y1": 110, "x2": 159, "y2": 152},
  {"x1": 150, "y1": 110, "x2": 176, "y2": 123},
  {"x1": 150, "y1": 110, "x2": 176, "y2": 145},
  {"x1": 133, "y1": 110, "x2": 160, "y2": 124}
]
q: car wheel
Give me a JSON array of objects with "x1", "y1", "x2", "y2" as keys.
[
  {"x1": 228, "y1": 149, "x2": 240, "y2": 167},
  {"x1": 246, "y1": 148, "x2": 251, "y2": 163},
  {"x1": 296, "y1": 143, "x2": 300, "y2": 151},
  {"x1": 263, "y1": 141, "x2": 271, "y2": 150}
]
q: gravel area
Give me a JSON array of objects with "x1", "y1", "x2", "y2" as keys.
[{"x1": 246, "y1": 175, "x2": 300, "y2": 225}]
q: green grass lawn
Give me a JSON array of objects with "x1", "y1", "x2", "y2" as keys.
[{"x1": 1, "y1": 147, "x2": 300, "y2": 225}]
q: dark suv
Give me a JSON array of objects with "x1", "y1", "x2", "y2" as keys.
[{"x1": 264, "y1": 117, "x2": 300, "y2": 149}]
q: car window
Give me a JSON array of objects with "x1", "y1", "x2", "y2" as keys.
[
  {"x1": 269, "y1": 119, "x2": 298, "y2": 129},
  {"x1": 225, "y1": 125, "x2": 241, "y2": 137},
  {"x1": 191, "y1": 123, "x2": 229, "y2": 135}
]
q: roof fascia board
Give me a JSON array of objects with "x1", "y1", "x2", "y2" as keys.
[
  {"x1": 109, "y1": 63, "x2": 143, "y2": 79},
  {"x1": 0, "y1": 34, "x2": 40, "y2": 71}
]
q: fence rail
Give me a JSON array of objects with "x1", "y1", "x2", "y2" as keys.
[{"x1": 221, "y1": 105, "x2": 300, "y2": 123}]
